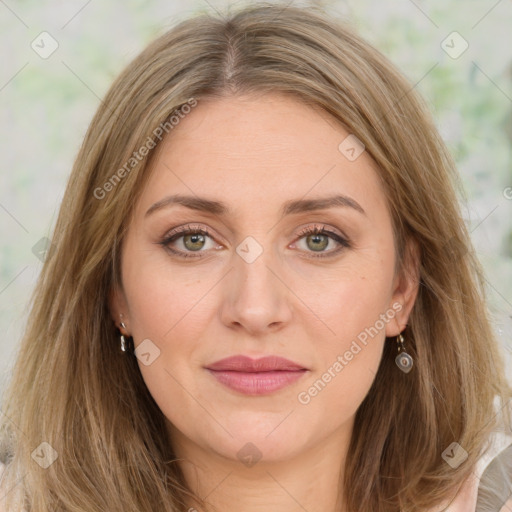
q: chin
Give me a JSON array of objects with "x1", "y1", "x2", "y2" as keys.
[
  {"x1": 214, "y1": 436, "x2": 302, "y2": 467},
  {"x1": 202, "y1": 416, "x2": 309, "y2": 464}
]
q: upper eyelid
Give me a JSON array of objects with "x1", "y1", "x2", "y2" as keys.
[{"x1": 164, "y1": 223, "x2": 345, "y2": 239}]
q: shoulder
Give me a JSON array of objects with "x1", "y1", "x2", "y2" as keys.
[
  {"x1": 0, "y1": 461, "x2": 6, "y2": 511},
  {"x1": 439, "y1": 472, "x2": 480, "y2": 511},
  {"x1": 453, "y1": 431, "x2": 512, "y2": 512},
  {"x1": 0, "y1": 460, "x2": 26, "y2": 512},
  {"x1": 475, "y1": 434, "x2": 512, "y2": 512},
  {"x1": 429, "y1": 431, "x2": 512, "y2": 512}
]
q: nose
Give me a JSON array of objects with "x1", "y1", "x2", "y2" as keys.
[{"x1": 219, "y1": 243, "x2": 293, "y2": 335}]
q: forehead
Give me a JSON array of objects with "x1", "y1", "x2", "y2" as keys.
[{"x1": 136, "y1": 93, "x2": 387, "y2": 220}]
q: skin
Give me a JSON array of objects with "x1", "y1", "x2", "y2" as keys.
[{"x1": 110, "y1": 92, "x2": 421, "y2": 512}]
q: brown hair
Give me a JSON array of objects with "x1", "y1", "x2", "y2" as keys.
[{"x1": 1, "y1": 3, "x2": 510, "y2": 511}]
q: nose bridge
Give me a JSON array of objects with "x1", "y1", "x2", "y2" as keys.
[
  {"x1": 221, "y1": 234, "x2": 292, "y2": 332},
  {"x1": 234, "y1": 236, "x2": 281, "y2": 306}
]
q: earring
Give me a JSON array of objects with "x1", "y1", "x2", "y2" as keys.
[
  {"x1": 119, "y1": 320, "x2": 131, "y2": 353},
  {"x1": 120, "y1": 334, "x2": 128, "y2": 352},
  {"x1": 395, "y1": 332, "x2": 413, "y2": 373}
]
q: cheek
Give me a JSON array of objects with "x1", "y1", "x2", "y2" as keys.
[
  {"x1": 120, "y1": 249, "x2": 219, "y2": 410},
  {"x1": 326, "y1": 272, "x2": 393, "y2": 344},
  {"x1": 121, "y1": 259, "x2": 215, "y2": 433},
  {"x1": 121, "y1": 247, "x2": 218, "y2": 342},
  {"x1": 295, "y1": 277, "x2": 391, "y2": 429},
  {"x1": 293, "y1": 246, "x2": 395, "y2": 415},
  {"x1": 296, "y1": 347, "x2": 381, "y2": 438},
  {"x1": 290, "y1": 244, "x2": 395, "y2": 346}
]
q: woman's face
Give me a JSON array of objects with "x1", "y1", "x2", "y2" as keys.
[{"x1": 111, "y1": 92, "x2": 418, "y2": 466}]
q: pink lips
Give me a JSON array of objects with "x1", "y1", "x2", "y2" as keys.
[{"x1": 205, "y1": 355, "x2": 308, "y2": 395}]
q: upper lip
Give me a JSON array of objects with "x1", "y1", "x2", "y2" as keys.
[{"x1": 205, "y1": 355, "x2": 307, "y2": 372}]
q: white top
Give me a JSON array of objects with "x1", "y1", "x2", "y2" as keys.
[
  {"x1": 448, "y1": 431, "x2": 512, "y2": 511},
  {"x1": 1, "y1": 435, "x2": 511, "y2": 511}
]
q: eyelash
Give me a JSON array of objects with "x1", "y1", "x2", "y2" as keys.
[{"x1": 159, "y1": 223, "x2": 350, "y2": 259}]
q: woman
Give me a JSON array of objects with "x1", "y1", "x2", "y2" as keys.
[{"x1": 1, "y1": 3, "x2": 511, "y2": 511}]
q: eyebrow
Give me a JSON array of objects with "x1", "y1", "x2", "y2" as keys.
[{"x1": 145, "y1": 193, "x2": 366, "y2": 218}]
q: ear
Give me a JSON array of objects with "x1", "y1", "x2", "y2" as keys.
[
  {"x1": 108, "y1": 286, "x2": 130, "y2": 335},
  {"x1": 385, "y1": 237, "x2": 420, "y2": 338}
]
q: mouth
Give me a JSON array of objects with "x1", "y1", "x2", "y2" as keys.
[{"x1": 205, "y1": 355, "x2": 309, "y2": 395}]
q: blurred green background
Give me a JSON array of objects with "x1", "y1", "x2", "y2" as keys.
[{"x1": 0, "y1": 0, "x2": 511, "y2": 394}]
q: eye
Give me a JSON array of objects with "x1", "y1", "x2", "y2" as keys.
[
  {"x1": 292, "y1": 224, "x2": 350, "y2": 258},
  {"x1": 160, "y1": 224, "x2": 220, "y2": 259}
]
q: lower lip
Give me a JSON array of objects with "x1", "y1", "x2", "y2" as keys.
[{"x1": 206, "y1": 369, "x2": 307, "y2": 395}]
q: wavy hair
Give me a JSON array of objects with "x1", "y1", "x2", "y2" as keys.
[{"x1": 1, "y1": 3, "x2": 511, "y2": 511}]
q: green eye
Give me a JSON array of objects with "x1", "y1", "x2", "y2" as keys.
[
  {"x1": 160, "y1": 223, "x2": 350, "y2": 260},
  {"x1": 294, "y1": 225, "x2": 350, "y2": 258},
  {"x1": 161, "y1": 225, "x2": 215, "y2": 259}
]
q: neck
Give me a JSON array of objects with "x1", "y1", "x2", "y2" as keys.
[{"x1": 168, "y1": 424, "x2": 351, "y2": 512}]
